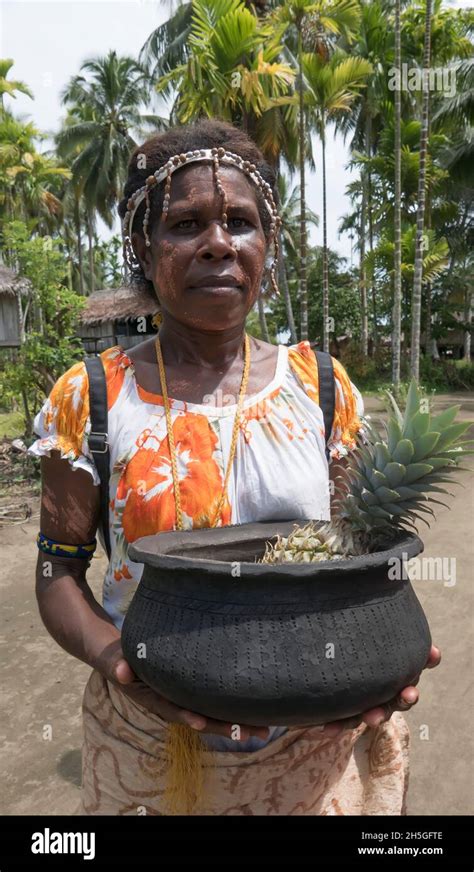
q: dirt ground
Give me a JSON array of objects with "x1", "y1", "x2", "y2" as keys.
[{"x1": 1, "y1": 393, "x2": 473, "y2": 816}]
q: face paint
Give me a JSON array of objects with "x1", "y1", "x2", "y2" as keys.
[{"x1": 144, "y1": 164, "x2": 268, "y2": 332}]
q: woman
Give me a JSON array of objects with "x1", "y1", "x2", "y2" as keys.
[{"x1": 29, "y1": 119, "x2": 440, "y2": 816}]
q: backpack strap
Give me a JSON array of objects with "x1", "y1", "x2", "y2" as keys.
[
  {"x1": 314, "y1": 349, "x2": 335, "y2": 461},
  {"x1": 84, "y1": 356, "x2": 111, "y2": 561}
]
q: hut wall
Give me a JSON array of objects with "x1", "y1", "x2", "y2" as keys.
[
  {"x1": 0, "y1": 296, "x2": 20, "y2": 346},
  {"x1": 79, "y1": 321, "x2": 116, "y2": 354}
]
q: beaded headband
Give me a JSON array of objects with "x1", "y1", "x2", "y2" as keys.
[{"x1": 122, "y1": 146, "x2": 282, "y2": 296}]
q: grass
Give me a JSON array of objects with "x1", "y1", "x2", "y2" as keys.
[{"x1": 0, "y1": 411, "x2": 25, "y2": 439}]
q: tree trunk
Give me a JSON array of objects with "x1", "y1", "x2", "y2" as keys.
[
  {"x1": 359, "y1": 191, "x2": 368, "y2": 357},
  {"x1": 21, "y1": 386, "x2": 32, "y2": 438},
  {"x1": 257, "y1": 292, "x2": 270, "y2": 342},
  {"x1": 278, "y1": 240, "x2": 298, "y2": 343},
  {"x1": 75, "y1": 196, "x2": 85, "y2": 296},
  {"x1": 321, "y1": 122, "x2": 330, "y2": 353},
  {"x1": 425, "y1": 280, "x2": 432, "y2": 358},
  {"x1": 365, "y1": 115, "x2": 377, "y2": 350},
  {"x1": 87, "y1": 211, "x2": 95, "y2": 294},
  {"x1": 464, "y1": 286, "x2": 472, "y2": 362},
  {"x1": 392, "y1": 0, "x2": 402, "y2": 387},
  {"x1": 297, "y1": 29, "x2": 308, "y2": 341},
  {"x1": 410, "y1": 0, "x2": 432, "y2": 381}
]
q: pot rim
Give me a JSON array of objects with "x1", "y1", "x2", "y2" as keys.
[{"x1": 127, "y1": 520, "x2": 424, "y2": 579}]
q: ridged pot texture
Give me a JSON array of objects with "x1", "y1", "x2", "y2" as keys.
[{"x1": 121, "y1": 521, "x2": 431, "y2": 726}]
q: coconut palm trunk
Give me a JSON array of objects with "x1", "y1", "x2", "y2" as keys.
[
  {"x1": 365, "y1": 116, "x2": 377, "y2": 351},
  {"x1": 359, "y1": 189, "x2": 369, "y2": 357},
  {"x1": 87, "y1": 210, "x2": 95, "y2": 294},
  {"x1": 278, "y1": 241, "x2": 298, "y2": 343},
  {"x1": 464, "y1": 287, "x2": 472, "y2": 362},
  {"x1": 321, "y1": 120, "x2": 330, "y2": 353},
  {"x1": 297, "y1": 30, "x2": 309, "y2": 342},
  {"x1": 410, "y1": 0, "x2": 433, "y2": 381},
  {"x1": 392, "y1": 0, "x2": 402, "y2": 387},
  {"x1": 74, "y1": 195, "x2": 85, "y2": 296},
  {"x1": 257, "y1": 292, "x2": 271, "y2": 342}
]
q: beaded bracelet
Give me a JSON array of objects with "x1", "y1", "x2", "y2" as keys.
[{"x1": 36, "y1": 532, "x2": 97, "y2": 560}]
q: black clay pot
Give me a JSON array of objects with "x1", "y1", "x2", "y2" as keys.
[{"x1": 122, "y1": 520, "x2": 431, "y2": 726}]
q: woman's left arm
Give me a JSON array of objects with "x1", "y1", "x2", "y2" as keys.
[{"x1": 324, "y1": 455, "x2": 442, "y2": 735}]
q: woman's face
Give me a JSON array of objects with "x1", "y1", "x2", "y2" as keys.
[{"x1": 132, "y1": 163, "x2": 271, "y2": 331}]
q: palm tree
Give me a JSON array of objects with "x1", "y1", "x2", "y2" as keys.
[
  {"x1": 301, "y1": 50, "x2": 372, "y2": 351},
  {"x1": 339, "y1": 0, "x2": 393, "y2": 354},
  {"x1": 276, "y1": 171, "x2": 319, "y2": 342},
  {"x1": 274, "y1": 0, "x2": 361, "y2": 342},
  {"x1": 392, "y1": 0, "x2": 402, "y2": 387},
  {"x1": 154, "y1": 0, "x2": 296, "y2": 163},
  {"x1": 0, "y1": 59, "x2": 33, "y2": 111},
  {"x1": 0, "y1": 113, "x2": 70, "y2": 236},
  {"x1": 56, "y1": 51, "x2": 151, "y2": 228},
  {"x1": 410, "y1": 0, "x2": 433, "y2": 381}
]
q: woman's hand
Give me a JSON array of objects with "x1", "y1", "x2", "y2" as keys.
[
  {"x1": 318, "y1": 644, "x2": 442, "y2": 737},
  {"x1": 102, "y1": 645, "x2": 270, "y2": 742}
]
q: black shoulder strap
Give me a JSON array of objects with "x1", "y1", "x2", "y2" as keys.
[
  {"x1": 84, "y1": 356, "x2": 111, "y2": 560},
  {"x1": 314, "y1": 349, "x2": 335, "y2": 461}
]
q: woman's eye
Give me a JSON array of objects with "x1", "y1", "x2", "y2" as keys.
[
  {"x1": 174, "y1": 217, "x2": 250, "y2": 230},
  {"x1": 230, "y1": 217, "x2": 249, "y2": 229},
  {"x1": 175, "y1": 219, "x2": 197, "y2": 229}
]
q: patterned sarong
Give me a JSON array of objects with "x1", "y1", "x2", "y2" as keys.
[{"x1": 78, "y1": 668, "x2": 410, "y2": 816}]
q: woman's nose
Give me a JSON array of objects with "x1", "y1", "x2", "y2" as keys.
[{"x1": 196, "y1": 221, "x2": 237, "y2": 260}]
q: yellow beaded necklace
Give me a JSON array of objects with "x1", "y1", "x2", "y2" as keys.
[
  {"x1": 154, "y1": 331, "x2": 251, "y2": 530},
  {"x1": 154, "y1": 330, "x2": 252, "y2": 813}
]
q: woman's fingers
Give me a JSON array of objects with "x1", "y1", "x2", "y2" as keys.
[
  {"x1": 113, "y1": 658, "x2": 137, "y2": 684},
  {"x1": 426, "y1": 644, "x2": 441, "y2": 668},
  {"x1": 182, "y1": 713, "x2": 270, "y2": 741}
]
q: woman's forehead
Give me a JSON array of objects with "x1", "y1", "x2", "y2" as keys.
[{"x1": 168, "y1": 162, "x2": 260, "y2": 207}]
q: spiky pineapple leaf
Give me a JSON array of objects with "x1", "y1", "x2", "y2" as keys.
[
  {"x1": 434, "y1": 421, "x2": 472, "y2": 452},
  {"x1": 403, "y1": 462, "x2": 434, "y2": 484},
  {"x1": 430, "y1": 405, "x2": 461, "y2": 432},
  {"x1": 375, "y1": 442, "x2": 391, "y2": 469},
  {"x1": 369, "y1": 469, "x2": 389, "y2": 488},
  {"x1": 375, "y1": 485, "x2": 402, "y2": 503},
  {"x1": 360, "y1": 488, "x2": 379, "y2": 506},
  {"x1": 387, "y1": 417, "x2": 403, "y2": 454},
  {"x1": 411, "y1": 411, "x2": 431, "y2": 438},
  {"x1": 384, "y1": 390, "x2": 404, "y2": 427},
  {"x1": 383, "y1": 461, "x2": 406, "y2": 487},
  {"x1": 392, "y1": 439, "x2": 415, "y2": 465},
  {"x1": 412, "y1": 431, "x2": 441, "y2": 461},
  {"x1": 403, "y1": 379, "x2": 422, "y2": 424}
]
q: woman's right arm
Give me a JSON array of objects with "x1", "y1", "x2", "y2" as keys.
[
  {"x1": 36, "y1": 450, "x2": 126, "y2": 681},
  {"x1": 36, "y1": 451, "x2": 270, "y2": 740}
]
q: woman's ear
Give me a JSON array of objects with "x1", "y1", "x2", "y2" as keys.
[{"x1": 131, "y1": 232, "x2": 153, "y2": 281}]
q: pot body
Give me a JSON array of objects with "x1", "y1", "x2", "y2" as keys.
[{"x1": 122, "y1": 521, "x2": 431, "y2": 726}]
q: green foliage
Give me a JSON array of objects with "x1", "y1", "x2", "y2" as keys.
[
  {"x1": 0, "y1": 411, "x2": 24, "y2": 438},
  {"x1": 95, "y1": 235, "x2": 123, "y2": 287},
  {"x1": 0, "y1": 220, "x2": 86, "y2": 432},
  {"x1": 269, "y1": 246, "x2": 361, "y2": 342}
]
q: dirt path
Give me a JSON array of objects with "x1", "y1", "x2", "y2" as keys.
[{"x1": 1, "y1": 395, "x2": 473, "y2": 816}]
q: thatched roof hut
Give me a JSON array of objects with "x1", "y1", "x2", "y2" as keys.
[
  {"x1": 0, "y1": 264, "x2": 32, "y2": 347},
  {"x1": 78, "y1": 284, "x2": 160, "y2": 353}
]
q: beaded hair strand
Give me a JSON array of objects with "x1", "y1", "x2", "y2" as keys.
[{"x1": 121, "y1": 146, "x2": 282, "y2": 296}]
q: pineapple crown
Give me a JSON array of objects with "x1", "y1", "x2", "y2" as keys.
[{"x1": 333, "y1": 380, "x2": 473, "y2": 535}]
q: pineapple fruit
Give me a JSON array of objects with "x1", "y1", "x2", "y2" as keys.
[{"x1": 260, "y1": 379, "x2": 473, "y2": 563}]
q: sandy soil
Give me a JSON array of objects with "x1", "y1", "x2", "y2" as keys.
[{"x1": 1, "y1": 393, "x2": 473, "y2": 816}]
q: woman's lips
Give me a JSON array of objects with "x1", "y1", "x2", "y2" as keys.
[{"x1": 189, "y1": 284, "x2": 242, "y2": 292}]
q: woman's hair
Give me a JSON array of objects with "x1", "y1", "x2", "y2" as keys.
[{"x1": 117, "y1": 118, "x2": 280, "y2": 298}]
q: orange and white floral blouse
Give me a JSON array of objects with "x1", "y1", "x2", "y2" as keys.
[{"x1": 28, "y1": 340, "x2": 364, "y2": 632}]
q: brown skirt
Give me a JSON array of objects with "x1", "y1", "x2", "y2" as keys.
[{"x1": 78, "y1": 668, "x2": 410, "y2": 816}]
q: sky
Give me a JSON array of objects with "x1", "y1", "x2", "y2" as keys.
[{"x1": 0, "y1": 0, "x2": 469, "y2": 266}]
